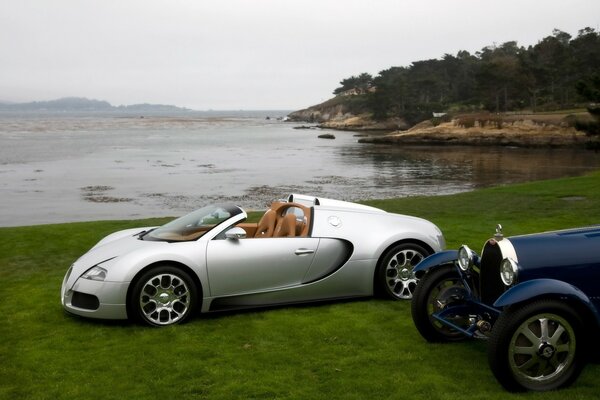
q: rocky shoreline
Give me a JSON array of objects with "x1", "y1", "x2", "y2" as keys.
[
  {"x1": 288, "y1": 96, "x2": 595, "y2": 148},
  {"x1": 358, "y1": 117, "x2": 591, "y2": 148},
  {"x1": 318, "y1": 114, "x2": 408, "y2": 131},
  {"x1": 286, "y1": 98, "x2": 410, "y2": 131}
]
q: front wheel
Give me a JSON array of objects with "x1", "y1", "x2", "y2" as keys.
[
  {"x1": 411, "y1": 264, "x2": 469, "y2": 342},
  {"x1": 129, "y1": 265, "x2": 199, "y2": 327},
  {"x1": 488, "y1": 299, "x2": 586, "y2": 392},
  {"x1": 377, "y1": 243, "x2": 429, "y2": 300}
]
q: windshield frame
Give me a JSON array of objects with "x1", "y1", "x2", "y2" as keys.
[{"x1": 142, "y1": 204, "x2": 243, "y2": 242}]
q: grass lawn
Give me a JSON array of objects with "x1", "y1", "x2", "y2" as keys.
[{"x1": 2, "y1": 171, "x2": 600, "y2": 399}]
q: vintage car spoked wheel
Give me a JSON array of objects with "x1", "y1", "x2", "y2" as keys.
[
  {"x1": 488, "y1": 300, "x2": 586, "y2": 392},
  {"x1": 130, "y1": 265, "x2": 198, "y2": 326},
  {"x1": 411, "y1": 264, "x2": 469, "y2": 342},
  {"x1": 378, "y1": 243, "x2": 429, "y2": 300}
]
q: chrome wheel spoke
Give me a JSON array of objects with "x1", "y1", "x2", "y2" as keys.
[
  {"x1": 555, "y1": 343, "x2": 570, "y2": 354},
  {"x1": 549, "y1": 325, "x2": 565, "y2": 345},
  {"x1": 393, "y1": 278, "x2": 418, "y2": 297},
  {"x1": 513, "y1": 345, "x2": 536, "y2": 356},
  {"x1": 510, "y1": 312, "x2": 576, "y2": 384},
  {"x1": 539, "y1": 318, "x2": 550, "y2": 341},
  {"x1": 549, "y1": 355, "x2": 561, "y2": 370},
  {"x1": 534, "y1": 359, "x2": 547, "y2": 377},
  {"x1": 516, "y1": 356, "x2": 539, "y2": 372},
  {"x1": 385, "y1": 248, "x2": 425, "y2": 300},
  {"x1": 521, "y1": 325, "x2": 541, "y2": 345},
  {"x1": 139, "y1": 273, "x2": 191, "y2": 325}
]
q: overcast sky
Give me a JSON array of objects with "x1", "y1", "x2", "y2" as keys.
[{"x1": 1, "y1": 0, "x2": 599, "y2": 110}]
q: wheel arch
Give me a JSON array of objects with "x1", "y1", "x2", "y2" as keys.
[
  {"x1": 125, "y1": 260, "x2": 204, "y2": 319},
  {"x1": 413, "y1": 250, "x2": 458, "y2": 274},
  {"x1": 494, "y1": 279, "x2": 600, "y2": 330}
]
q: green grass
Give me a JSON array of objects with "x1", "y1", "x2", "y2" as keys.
[
  {"x1": 364, "y1": 170, "x2": 600, "y2": 250},
  {"x1": 2, "y1": 172, "x2": 600, "y2": 399}
]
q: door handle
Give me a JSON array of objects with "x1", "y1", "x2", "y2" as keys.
[{"x1": 294, "y1": 248, "x2": 315, "y2": 255}]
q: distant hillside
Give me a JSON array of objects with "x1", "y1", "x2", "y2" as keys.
[{"x1": 0, "y1": 97, "x2": 191, "y2": 113}]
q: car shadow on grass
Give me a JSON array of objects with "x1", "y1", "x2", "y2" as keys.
[{"x1": 60, "y1": 296, "x2": 378, "y2": 327}]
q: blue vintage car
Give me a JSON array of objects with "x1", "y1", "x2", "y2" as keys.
[{"x1": 411, "y1": 224, "x2": 600, "y2": 392}]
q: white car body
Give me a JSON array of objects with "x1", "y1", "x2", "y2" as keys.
[{"x1": 61, "y1": 194, "x2": 445, "y2": 325}]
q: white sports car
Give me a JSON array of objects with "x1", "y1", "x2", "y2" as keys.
[{"x1": 61, "y1": 194, "x2": 445, "y2": 326}]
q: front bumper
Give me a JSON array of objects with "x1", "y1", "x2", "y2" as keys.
[{"x1": 61, "y1": 275, "x2": 130, "y2": 320}]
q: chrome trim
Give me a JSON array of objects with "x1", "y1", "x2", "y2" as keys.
[
  {"x1": 496, "y1": 237, "x2": 518, "y2": 262},
  {"x1": 500, "y1": 257, "x2": 519, "y2": 286},
  {"x1": 457, "y1": 245, "x2": 475, "y2": 271},
  {"x1": 494, "y1": 224, "x2": 504, "y2": 240},
  {"x1": 139, "y1": 273, "x2": 191, "y2": 326},
  {"x1": 225, "y1": 227, "x2": 247, "y2": 240}
]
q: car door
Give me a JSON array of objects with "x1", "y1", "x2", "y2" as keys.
[{"x1": 206, "y1": 237, "x2": 319, "y2": 296}]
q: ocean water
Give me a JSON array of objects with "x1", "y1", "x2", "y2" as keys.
[{"x1": 1, "y1": 111, "x2": 599, "y2": 227}]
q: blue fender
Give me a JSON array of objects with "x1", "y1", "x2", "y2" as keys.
[
  {"x1": 494, "y1": 278, "x2": 600, "y2": 323},
  {"x1": 414, "y1": 250, "x2": 458, "y2": 273}
]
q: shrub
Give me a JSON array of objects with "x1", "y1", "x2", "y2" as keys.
[
  {"x1": 431, "y1": 114, "x2": 451, "y2": 127},
  {"x1": 456, "y1": 116, "x2": 476, "y2": 128}
]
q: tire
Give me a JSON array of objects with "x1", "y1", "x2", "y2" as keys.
[
  {"x1": 377, "y1": 243, "x2": 430, "y2": 300},
  {"x1": 488, "y1": 299, "x2": 586, "y2": 392},
  {"x1": 411, "y1": 264, "x2": 469, "y2": 342},
  {"x1": 129, "y1": 265, "x2": 199, "y2": 327}
]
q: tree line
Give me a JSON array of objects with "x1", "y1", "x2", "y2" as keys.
[{"x1": 334, "y1": 27, "x2": 600, "y2": 124}]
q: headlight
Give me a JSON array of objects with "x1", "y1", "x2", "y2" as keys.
[
  {"x1": 81, "y1": 266, "x2": 107, "y2": 281},
  {"x1": 457, "y1": 245, "x2": 476, "y2": 271},
  {"x1": 500, "y1": 258, "x2": 519, "y2": 286}
]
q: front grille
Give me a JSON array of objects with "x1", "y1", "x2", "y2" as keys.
[
  {"x1": 479, "y1": 240, "x2": 506, "y2": 305},
  {"x1": 71, "y1": 291, "x2": 100, "y2": 310},
  {"x1": 468, "y1": 267, "x2": 481, "y2": 300}
]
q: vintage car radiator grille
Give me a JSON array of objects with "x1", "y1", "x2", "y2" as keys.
[{"x1": 479, "y1": 240, "x2": 506, "y2": 305}]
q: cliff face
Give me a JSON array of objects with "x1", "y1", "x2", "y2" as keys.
[
  {"x1": 287, "y1": 101, "x2": 350, "y2": 123},
  {"x1": 287, "y1": 96, "x2": 409, "y2": 131}
]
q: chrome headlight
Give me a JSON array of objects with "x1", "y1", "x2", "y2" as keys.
[
  {"x1": 500, "y1": 257, "x2": 519, "y2": 286},
  {"x1": 81, "y1": 266, "x2": 108, "y2": 281},
  {"x1": 457, "y1": 245, "x2": 476, "y2": 271}
]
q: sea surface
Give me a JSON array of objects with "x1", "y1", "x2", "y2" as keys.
[{"x1": 2, "y1": 111, "x2": 600, "y2": 227}]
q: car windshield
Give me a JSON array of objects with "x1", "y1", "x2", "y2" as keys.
[{"x1": 143, "y1": 204, "x2": 242, "y2": 242}]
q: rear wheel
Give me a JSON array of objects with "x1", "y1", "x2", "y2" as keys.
[
  {"x1": 377, "y1": 243, "x2": 429, "y2": 300},
  {"x1": 129, "y1": 265, "x2": 199, "y2": 326},
  {"x1": 488, "y1": 299, "x2": 586, "y2": 392},
  {"x1": 411, "y1": 264, "x2": 469, "y2": 342}
]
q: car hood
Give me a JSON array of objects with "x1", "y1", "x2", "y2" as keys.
[
  {"x1": 507, "y1": 225, "x2": 600, "y2": 274},
  {"x1": 90, "y1": 227, "x2": 155, "y2": 250},
  {"x1": 67, "y1": 228, "x2": 164, "y2": 287}
]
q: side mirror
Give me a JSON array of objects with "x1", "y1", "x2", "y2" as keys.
[{"x1": 225, "y1": 227, "x2": 247, "y2": 240}]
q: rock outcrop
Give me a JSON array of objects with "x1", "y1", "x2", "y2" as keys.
[
  {"x1": 287, "y1": 100, "x2": 349, "y2": 123},
  {"x1": 287, "y1": 97, "x2": 408, "y2": 131},
  {"x1": 359, "y1": 116, "x2": 591, "y2": 148}
]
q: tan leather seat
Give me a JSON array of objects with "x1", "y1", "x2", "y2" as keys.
[
  {"x1": 253, "y1": 209, "x2": 277, "y2": 238},
  {"x1": 274, "y1": 213, "x2": 297, "y2": 238},
  {"x1": 295, "y1": 218, "x2": 307, "y2": 236}
]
